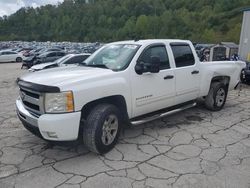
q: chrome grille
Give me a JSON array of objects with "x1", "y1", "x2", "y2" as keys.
[{"x1": 19, "y1": 87, "x2": 44, "y2": 116}]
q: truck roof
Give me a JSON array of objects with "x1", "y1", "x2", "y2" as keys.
[{"x1": 111, "y1": 39, "x2": 192, "y2": 46}]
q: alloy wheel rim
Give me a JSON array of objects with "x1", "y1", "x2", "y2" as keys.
[
  {"x1": 215, "y1": 88, "x2": 226, "y2": 107},
  {"x1": 101, "y1": 114, "x2": 118, "y2": 145}
]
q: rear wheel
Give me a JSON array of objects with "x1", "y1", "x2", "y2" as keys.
[
  {"x1": 240, "y1": 69, "x2": 246, "y2": 83},
  {"x1": 205, "y1": 82, "x2": 228, "y2": 111},
  {"x1": 16, "y1": 57, "x2": 22, "y2": 62},
  {"x1": 82, "y1": 104, "x2": 121, "y2": 154}
]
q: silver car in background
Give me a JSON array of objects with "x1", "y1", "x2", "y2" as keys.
[{"x1": 29, "y1": 53, "x2": 91, "y2": 72}]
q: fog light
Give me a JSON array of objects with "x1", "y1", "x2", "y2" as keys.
[{"x1": 47, "y1": 132, "x2": 58, "y2": 138}]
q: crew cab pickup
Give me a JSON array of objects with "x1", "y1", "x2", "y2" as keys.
[{"x1": 16, "y1": 39, "x2": 246, "y2": 154}]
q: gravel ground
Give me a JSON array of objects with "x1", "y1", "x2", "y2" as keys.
[{"x1": 0, "y1": 63, "x2": 250, "y2": 188}]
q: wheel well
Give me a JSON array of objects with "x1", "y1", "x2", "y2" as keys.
[
  {"x1": 210, "y1": 76, "x2": 230, "y2": 89},
  {"x1": 80, "y1": 95, "x2": 129, "y2": 123}
]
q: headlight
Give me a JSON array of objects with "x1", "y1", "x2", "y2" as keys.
[{"x1": 45, "y1": 91, "x2": 74, "y2": 113}]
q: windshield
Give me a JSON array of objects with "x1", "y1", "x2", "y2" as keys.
[{"x1": 82, "y1": 44, "x2": 140, "y2": 71}]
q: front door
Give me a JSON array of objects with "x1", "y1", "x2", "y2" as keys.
[{"x1": 131, "y1": 44, "x2": 176, "y2": 117}]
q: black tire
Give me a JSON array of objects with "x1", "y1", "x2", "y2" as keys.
[
  {"x1": 83, "y1": 104, "x2": 121, "y2": 154},
  {"x1": 240, "y1": 69, "x2": 246, "y2": 83},
  {"x1": 16, "y1": 57, "x2": 22, "y2": 62},
  {"x1": 205, "y1": 82, "x2": 228, "y2": 111}
]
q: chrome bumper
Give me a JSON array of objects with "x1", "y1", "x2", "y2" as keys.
[{"x1": 16, "y1": 98, "x2": 38, "y2": 127}]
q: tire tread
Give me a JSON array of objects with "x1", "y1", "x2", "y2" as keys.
[
  {"x1": 205, "y1": 82, "x2": 227, "y2": 111},
  {"x1": 82, "y1": 104, "x2": 120, "y2": 154}
]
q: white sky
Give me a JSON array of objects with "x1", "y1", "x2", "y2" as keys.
[{"x1": 0, "y1": 0, "x2": 63, "y2": 17}]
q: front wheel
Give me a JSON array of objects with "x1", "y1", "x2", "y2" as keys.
[
  {"x1": 205, "y1": 82, "x2": 228, "y2": 111},
  {"x1": 82, "y1": 104, "x2": 121, "y2": 154}
]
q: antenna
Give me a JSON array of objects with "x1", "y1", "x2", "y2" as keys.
[{"x1": 154, "y1": 2, "x2": 156, "y2": 38}]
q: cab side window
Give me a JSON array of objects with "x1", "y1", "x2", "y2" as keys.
[
  {"x1": 57, "y1": 52, "x2": 65, "y2": 56},
  {"x1": 47, "y1": 52, "x2": 57, "y2": 57},
  {"x1": 78, "y1": 55, "x2": 90, "y2": 61},
  {"x1": 138, "y1": 45, "x2": 170, "y2": 70},
  {"x1": 170, "y1": 43, "x2": 195, "y2": 67},
  {"x1": 6, "y1": 51, "x2": 16, "y2": 55},
  {"x1": 64, "y1": 57, "x2": 79, "y2": 64}
]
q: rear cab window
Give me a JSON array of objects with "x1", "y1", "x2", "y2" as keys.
[{"x1": 170, "y1": 43, "x2": 195, "y2": 68}]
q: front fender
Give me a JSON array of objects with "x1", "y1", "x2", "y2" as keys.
[{"x1": 67, "y1": 76, "x2": 132, "y2": 117}]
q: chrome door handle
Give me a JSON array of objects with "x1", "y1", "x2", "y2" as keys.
[
  {"x1": 191, "y1": 70, "x2": 199, "y2": 74},
  {"x1": 164, "y1": 75, "x2": 174, "y2": 80}
]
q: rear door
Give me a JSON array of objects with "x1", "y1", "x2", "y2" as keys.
[
  {"x1": 0, "y1": 52, "x2": 8, "y2": 62},
  {"x1": 0, "y1": 52, "x2": 7, "y2": 62},
  {"x1": 170, "y1": 43, "x2": 200, "y2": 104},
  {"x1": 7, "y1": 51, "x2": 18, "y2": 61},
  {"x1": 1, "y1": 51, "x2": 16, "y2": 62}
]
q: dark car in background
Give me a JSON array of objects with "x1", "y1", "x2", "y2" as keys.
[
  {"x1": 23, "y1": 48, "x2": 43, "y2": 57},
  {"x1": 29, "y1": 53, "x2": 91, "y2": 72},
  {"x1": 21, "y1": 48, "x2": 65, "y2": 68},
  {"x1": 241, "y1": 61, "x2": 250, "y2": 84},
  {"x1": 36, "y1": 48, "x2": 63, "y2": 56},
  {"x1": 34, "y1": 51, "x2": 66, "y2": 64}
]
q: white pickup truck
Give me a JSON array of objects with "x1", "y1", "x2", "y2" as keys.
[{"x1": 16, "y1": 39, "x2": 245, "y2": 154}]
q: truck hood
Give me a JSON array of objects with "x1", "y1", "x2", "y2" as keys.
[
  {"x1": 20, "y1": 66, "x2": 115, "y2": 87},
  {"x1": 30, "y1": 62, "x2": 57, "y2": 70}
]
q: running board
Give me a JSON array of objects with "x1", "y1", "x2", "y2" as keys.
[{"x1": 130, "y1": 102, "x2": 197, "y2": 126}]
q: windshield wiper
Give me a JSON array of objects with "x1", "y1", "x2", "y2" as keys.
[
  {"x1": 87, "y1": 64, "x2": 108, "y2": 69},
  {"x1": 78, "y1": 62, "x2": 108, "y2": 69}
]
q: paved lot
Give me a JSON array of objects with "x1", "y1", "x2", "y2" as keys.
[{"x1": 0, "y1": 63, "x2": 250, "y2": 188}]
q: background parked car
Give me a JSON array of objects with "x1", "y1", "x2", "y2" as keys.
[
  {"x1": 241, "y1": 61, "x2": 250, "y2": 84},
  {"x1": 34, "y1": 51, "x2": 66, "y2": 64},
  {"x1": 22, "y1": 49, "x2": 67, "y2": 69},
  {"x1": 29, "y1": 53, "x2": 91, "y2": 72},
  {"x1": 27, "y1": 48, "x2": 43, "y2": 57},
  {"x1": 21, "y1": 55, "x2": 37, "y2": 69},
  {"x1": 0, "y1": 51, "x2": 23, "y2": 63},
  {"x1": 36, "y1": 48, "x2": 63, "y2": 56}
]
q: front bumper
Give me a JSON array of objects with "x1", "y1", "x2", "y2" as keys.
[{"x1": 16, "y1": 98, "x2": 81, "y2": 141}]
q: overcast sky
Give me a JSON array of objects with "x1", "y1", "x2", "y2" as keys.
[{"x1": 0, "y1": 0, "x2": 63, "y2": 17}]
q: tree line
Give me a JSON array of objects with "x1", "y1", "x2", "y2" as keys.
[{"x1": 0, "y1": 0, "x2": 249, "y2": 43}]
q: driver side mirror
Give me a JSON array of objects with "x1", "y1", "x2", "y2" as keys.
[
  {"x1": 135, "y1": 62, "x2": 144, "y2": 75},
  {"x1": 135, "y1": 56, "x2": 161, "y2": 75}
]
